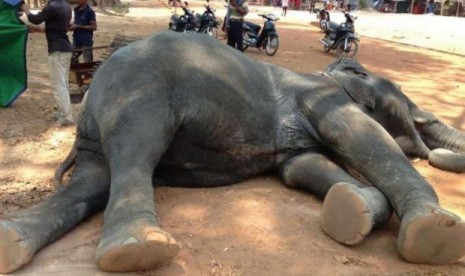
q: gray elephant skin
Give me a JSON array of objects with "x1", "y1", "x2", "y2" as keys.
[{"x1": 1, "y1": 31, "x2": 465, "y2": 273}]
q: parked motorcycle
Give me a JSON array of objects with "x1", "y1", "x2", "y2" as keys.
[
  {"x1": 242, "y1": 13, "x2": 280, "y2": 56},
  {"x1": 319, "y1": 11, "x2": 359, "y2": 57},
  {"x1": 168, "y1": 2, "x2": 198, "y2": 33},
  {"x1": 196, "y1": 0, "x2": 220, "y2": 38},
  {"x1": 315, "y1": 7, "x2": 330, "y2": 31}
]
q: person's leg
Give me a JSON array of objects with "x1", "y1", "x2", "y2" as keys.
[
  {"x1": 233, "y1": 21, "x2": 244, "y2": 52},
  {"x1": 48, "y1": 52, "x2": 73, "y2": 125},
  {"x1": 82, "y1": 47, "x2": 93, "y2": 63},
  {"x1": 227, "y1": 22, "x2": 235, "y2": 48}
]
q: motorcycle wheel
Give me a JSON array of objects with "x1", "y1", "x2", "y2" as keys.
[
  {"x1": 323, "y1": 34, "x2": 331, "y2": 52},
  {"x1": 200, "y1": 26, "x2": 219, "y2": 39},
  {"x1": 336, "y1": 39, "x2": 359, "y2": 58},
  {"x1": 242, "y1": 30, "x2": 250, "y2": 51},
  {"x1": 265, "y1": 36, "x2": 279, "y2": 56}
]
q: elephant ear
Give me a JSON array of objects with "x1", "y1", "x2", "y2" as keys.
[
  {"x1": 324, "y1": 58, "x2": 377, "y2": 110},
  {"x1": 409, "y1": 104, "x2": 438, "y2": 125}
]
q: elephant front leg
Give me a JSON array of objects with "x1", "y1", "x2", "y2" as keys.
[
  {"x1": 0, "y1": 151, "x2": 110, "y2": 274},
  {"x1": 279, "y1": 151, "x2": 392, "y2": 245},
  {"x1": 310, "y1": 104, "x2": 465, "y2": 264}
]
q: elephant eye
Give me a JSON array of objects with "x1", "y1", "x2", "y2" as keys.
[
  {"x1": 345, "y1": 68, "x2": 369, "y2": 79},
  {"x1": 354, "y1": 70, "x2": 368, "y2": 79}
]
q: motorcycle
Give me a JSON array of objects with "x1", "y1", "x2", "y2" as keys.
[
  {"x1": 315, "y1": 7, "x2": 330, "y2": 31},
  {"x1": 168, "y1": 1, "x2": 198, "y2": 33},
  {"x1": 242, "y1": 13, "x2": 280, "y2": 56},
  {"x1": 319, "y1": 11, "x2": 359, "y2": 57},
  {"x1": 195, "y1": 0, "x2": 221, "y2": 38}
]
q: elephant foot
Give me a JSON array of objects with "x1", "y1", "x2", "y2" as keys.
[
  {"x1": 320, "y1": 182, "x2": 374, "y2": 245},
  {"x1": 321, "y1": 182, "x2": 392, "y2": 245},
  {"x1": 0, "y1": 219, "x2": 35, "y2": 274},
  {"x1": 96, "y1": 223, "x2": 180, "y2": 272},
  {"x1": 398, "y1": 207, "x2": 465, "y2": 265}
]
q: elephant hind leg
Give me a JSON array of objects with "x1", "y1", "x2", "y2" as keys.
[
  {"x1": 279, "y1": 151, "x2": 392, "y2": 245},
  {"x1": 96, "y1": 103, "x2": 180, "y2": 272},
  {"x1": 96, "y1": 222, "x2": 179, "y2": 272},
  {"x1": 0, "y1": 150, "x2": 110, "y2": 274},
  {"x1": 398, "y1": 206, "x2": 465, "y2": 265},
  {"x1": 0, "y1": 220, "x2": 33, "y2": 274}
]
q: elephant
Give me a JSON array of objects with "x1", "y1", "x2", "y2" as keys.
[{"x1": 1, "y1": 31, "x2": 465, "y2": 273}]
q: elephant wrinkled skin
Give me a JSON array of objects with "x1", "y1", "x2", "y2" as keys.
[{"x1": 1, "y1": 31, "x2": 465, "y2": 273}]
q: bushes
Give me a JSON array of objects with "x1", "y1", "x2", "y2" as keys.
[{"x1": 358, "y1": 0, "x2": 368, "y2": 9}]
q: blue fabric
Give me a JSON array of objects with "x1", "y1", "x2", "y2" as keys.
[
  {"x1": 72, "y1": 4, "x2": 95, "y2": 47},
  {"x1": 3, "y1": 0, "x2": 22, "y2": 6}
]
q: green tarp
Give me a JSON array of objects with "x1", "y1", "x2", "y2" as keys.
[{"x1": 0, "y1": 1, "x2": 28, "y2": 107}]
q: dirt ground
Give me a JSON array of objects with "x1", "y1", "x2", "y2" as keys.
[{"x1": 1, "y1": 1, "x2": 465, "y2": 275}]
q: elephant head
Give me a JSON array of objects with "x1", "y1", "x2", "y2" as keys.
[{"x1": 324, "y1": 58, "x2": 465, "y2": 173}]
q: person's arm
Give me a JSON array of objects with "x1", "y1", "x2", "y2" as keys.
[
  {"x1": 21, "y1": 2, "x2": 52, "y2": 25},
  {"x1": 230, "y1": 0, "x2": 249, "y2": 16},
  {"x1": 70, "y1": 20, "x2": 96, "y2": 31},
  {"x1": 27, "y1": 24, "x2": 45, "y2": 33},
  {"x1": 70, "y1": 10, "x2": 97, "y2": 31}
]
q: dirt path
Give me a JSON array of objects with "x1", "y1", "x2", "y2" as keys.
[{"x1": 1, "y1": 2, "x2": 465, "y2": 275}]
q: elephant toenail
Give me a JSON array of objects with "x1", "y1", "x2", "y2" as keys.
[
  {"x1": 122, "y1": 237, "x2": 139, "y2": 245},
  {"x1": 145, "y1": 231, "x2": 168, "y2": 243}
]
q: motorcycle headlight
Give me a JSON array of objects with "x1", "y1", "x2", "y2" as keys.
[{"x1": 347, "y1": 23, "x2": 354, "y2": 32}]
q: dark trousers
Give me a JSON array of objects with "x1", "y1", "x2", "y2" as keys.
[
  {"x1": 227, "y1": 20, "x2": 244, "y2": 52},
  {"x1": 74, "y1": 43, "x2": 94, "y2": 63}
]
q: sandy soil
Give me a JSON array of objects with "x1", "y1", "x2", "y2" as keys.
[{"x1": 1, "y1": 1, "x2": 465, "y2": 275}]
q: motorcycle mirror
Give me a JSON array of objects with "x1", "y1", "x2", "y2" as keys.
[{"x1": 184, "y1": 1, "x2": 188, "y2": 6}]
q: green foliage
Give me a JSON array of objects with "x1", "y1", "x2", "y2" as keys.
[
  {"x1": 358, "y1": 0, "x2": 368, "y2": 9},
  {"x1": 111, "y1": 3, "x2": 130, "y2": 14}
]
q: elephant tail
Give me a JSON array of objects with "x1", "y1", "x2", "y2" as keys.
[{"x1": 53, "y1": 143, "x2": 78, "y2": 190}]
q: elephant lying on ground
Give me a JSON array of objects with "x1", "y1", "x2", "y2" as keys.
[{"x1": 1, "y1": 31, "x2": 465, "y2": 273}]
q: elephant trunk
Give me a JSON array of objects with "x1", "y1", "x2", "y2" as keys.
[
  {"x1": 417, "y1": 120, "x2": 465, "y2": 153},
  {"x1": 428, "y1": 149, "x2": 465, "y2": 173},
  {"x1": 416, "y1": 120, "x2": 465, "y2": 172}
]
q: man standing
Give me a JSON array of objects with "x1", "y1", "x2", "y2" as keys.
[
  {"x1": 70, "y1": 0, "x2": 97, "y2": 62},
  {"x1": 21, "y1": 0, "x2": 74, "y2": 126},
  {"x1": 226, "y1": 0, "x2": 248, "y2": 52}
]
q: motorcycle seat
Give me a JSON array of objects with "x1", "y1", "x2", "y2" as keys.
[
  {"x1": 328, "y1": 21, "x2": 340, "y2": 31},
  {"x1": 244, "y1": 21, "x2": 261, "y2": 34}
]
